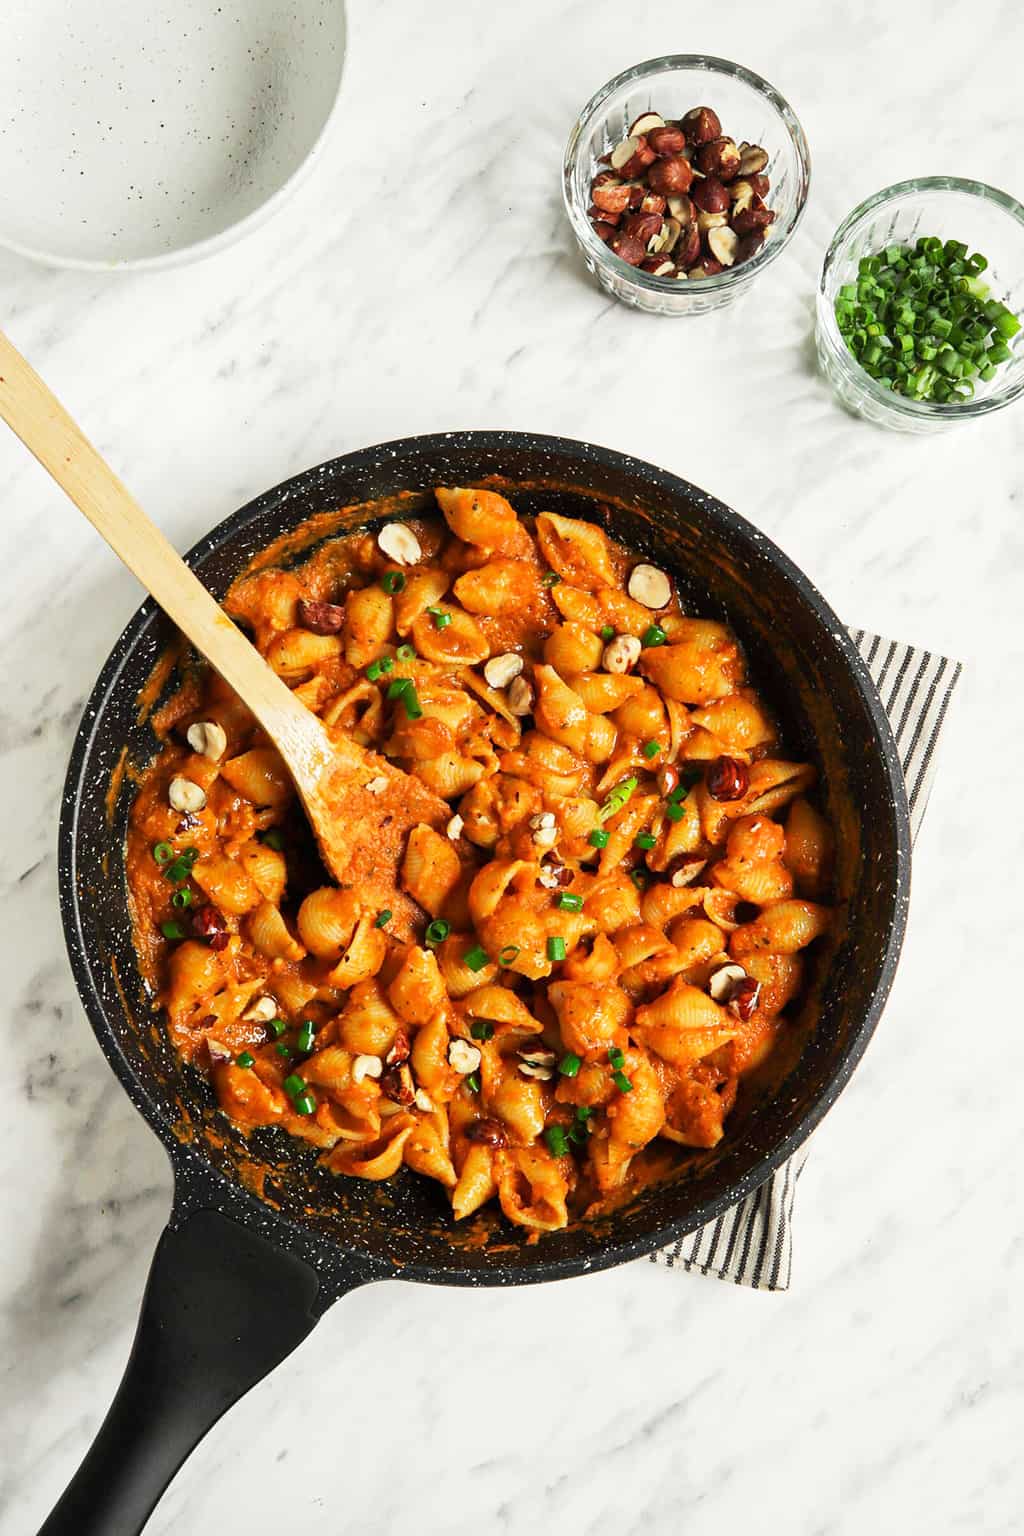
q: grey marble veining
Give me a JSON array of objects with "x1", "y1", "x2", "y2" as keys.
[{"x1": 1, "y1": 0, "x2": 1021, "y2": 1531}]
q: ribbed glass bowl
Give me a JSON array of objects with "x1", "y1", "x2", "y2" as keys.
[
  {"x1": 815, "y1": 177, "x2": 1024, "y2": 432},
  {"x1": 562, "y1": 54, "x2": 810, "y2": 317}
]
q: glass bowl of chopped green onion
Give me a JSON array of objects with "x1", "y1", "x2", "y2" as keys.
[{"x1": 816, "y1": 177, "x2": 1024, "y2": 431}]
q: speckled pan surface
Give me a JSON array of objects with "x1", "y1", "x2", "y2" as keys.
[{"x1": 59, "y1": 432, "x2": 910, "y2": 1298}]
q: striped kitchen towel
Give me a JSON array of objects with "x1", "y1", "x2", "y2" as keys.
[{"x1": 650, "y1": 629, "x2": 963, "y2": 1291}]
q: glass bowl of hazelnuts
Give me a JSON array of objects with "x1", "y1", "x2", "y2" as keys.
[{"x1": 563, "y1": 55, "x2": 811, "y2": 316}]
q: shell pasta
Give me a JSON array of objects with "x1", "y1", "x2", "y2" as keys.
[{"x1": 126, "y1": 488, "x2": 837, "y2": 1232}]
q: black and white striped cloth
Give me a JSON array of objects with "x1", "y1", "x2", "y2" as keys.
[{"x1": 651, "y1": 630, "x2": 962, "y2": 1291}]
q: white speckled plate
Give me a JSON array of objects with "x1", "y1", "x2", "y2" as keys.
[{"x1": 0, "y1": 0, "x2": 346, "y2": 270}]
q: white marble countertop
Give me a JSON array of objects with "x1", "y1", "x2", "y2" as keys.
[{"x1": 1, "y1": 1, "x2": 1021, "y2": 1532}]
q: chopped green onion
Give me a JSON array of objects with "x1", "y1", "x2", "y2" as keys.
[
  {"x1": 630, "y1": 868, "x2": 648, "y2": 890},
  {"x1": 381, "y1": 570, "x2": 406, "y2": 594},
  {"x1": 558, "y1": 1052, "x2": 581, "y2": 1078},
  {"x1": 641, "y1": 624, "x2": 667, "y2": 648},
  {"x1": 634, "y1": 832, "x2": 656, "y2": 850},
  {"x1": 470, "y1": 1019, "x2": 495, "y2": 1041},
  {"x1": 375, "y1": 909, "x2": 392, "y2": 929},
  {"x1": 465, "y1": 1071, "x2": 481, "y2": 1093},
  {"x1": 401, "y1": 684, "x2": 423, "y2": 720},
  {"x1": 152, "y1": 841, "x2": 174, "y2": 865},
  {"x1": 599, "y1": 624, "x2": 615, "y2": 641},
  {"x1": 262, "y1": 828, "x2": 285, "y2": 851},
  {"x1": 608, "y1": 1046, "x2": 625, "y2": 1069},
  {"x1": 544, "y1": 1125, "x2": 569, "y2": 1157},
  {"x1": 366, "y1": 657, "x2": 394, "y2": 681},
  {"x1": 665, "y1": 799, "x2": 686, "y2": 822},
  {"x1": 575, "y1": 1105, "x2": 592, "y2": 1121},
  {"x1": 274, "y1": 1042, "x2": 292, "y2": 1058},
  {"x1": 283, "y1": 1073, "x2": 306, "y2": 1097},
  {"x1": 642, "y1": 739, "x2": 661, "y2": 759},
  {"x1": 425, "y1": 918, "x2": 451, "y2": 947},
  {"x1": 171, "y1": 888, "x2": 193, "y2": 909},
  {"x1": 293, "y1": 1092, "x2": 317, "y2": 1116},
  {"x1": 236, "y1": 1051, "x2": 255, "y2": 1069},
  {"x1": 588, "y1": 828, "x2": 610, "y2": 849},
  {"x1": 164, "y1": 858, "x2": 191, "y2": 883},
  {"x1": 396, "y1": 643, "x2": 416, "y2": 660},
  {"x1": 268, "y1": 1018, "x2": 287, "y2": 1038},
  {"x1": 387, "y1": 677, "x2": 411, "y2": 701},
  {"x1": 427, "y1": 606, "x2": 452, "y2": 629},
  {"x1": 160, "y1": 920, "x2": 186, "y2": 940},
  {"x1": 547, "y1": 936, "x2": 566, "y2": 962},
  {"x1": 464, "y1": 944, "x2": 490, "y2": 972},
  {"x1": 498, "y1": 944, "x2": 520, "y2": 967},
  {"x1": 296, "y1": 1020, "x2": 316, "y2": 1054},
  {"x1": 612, "y1": 1070, "x2": 633, "y2": 1093},
  {"x1": 541, "y1": 570, "x2": 561, "y2": 588},
  {"x1": 597, "y1": 775, "x2": 638, "y2": 823},
  {"x1": 556, "y1": 892, "x2": 583, "y2": 912}
]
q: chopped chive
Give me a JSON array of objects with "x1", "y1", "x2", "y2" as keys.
[
  {"x1": 642, "y1": 739, "x2": 661, "y2": 759},
  {"x1": 283, "y1": 1073, "x2": 306, "y2": 1097},
  {"x1": 498, "y1": 944, "x2": 520, "y2": 967},
  {"x1": 274, "y1": 1042, "x2": 292, "y2": 1058},
  {"x1": 464, "y1": 944, "x2": 490, "y2": 972},
  {"x1": 236, "y1": 1051, "x2": 255, "y2": 1069},
  {"x1": 268, "y1": 1018, "x2": 287, "y2": 1038},
  {"x1": 588, "y1": 828, "x2": 610, "y2": 849},
  {"x1": 381, "y1": 570, "x2": 406, "y2": 594},
  {"x1": 171, "y1": 887, "x2": 193, "y2": 908},
  {"x1": 296, "y1": 1020, "x2": 316, "y2": 1054},
  {"x1": 541, "y1": 570, "x2": 561, "y2": 588},
  {"x1": 365, "y1": 657, "x2": 392, "y2": 681},
  {"x1": 547, "y1": 936, "x2": 566, "y2": 962},
  {"x1": 470, "y1": 1019, "x2": 495, "y2": 1041},
  {"x1": 465, "y1": 1071, "x2": 481, "y2": 1093},
  {"x1": 665, "y1": 799, "x2": 686, "y2": 822},
  {"x1": 262, "y1": 828, "x2": 285, "y2": 851},
  {"x1": 293, "y1": 1092, "x2": 317, "y2": 1115},
  {"x1": 160, "y1": 920, "x2": 186, "y2": 940},
  {"x1": 634, "y1": 832, "x2": 656, "y2": 850},
  {"x1": 599, "y1": 624, "x2": 615, "y2": 641},
  {"x1": 544, "y1": 1125, "x2": 569, "y2": 1157},
  {"x1": 558, "y1": 1052, "x2": 581, "y2": 1078},
  {"x1": 164, "y1": 858, "x2": 191, "y2": 884},
  {"x1": 425, "y1": 918, "x2": 451, "y2": 947},
  {"x1": 556, "y1": 892, "x2": 583, "y2": 912},
  {"x1": 387, "y1": 677, "x2": 412, "y2": 701},
  {"x1": 597, "y1": 775, "x2": 638, "y2": 822},
  {"x1": 375, "y1": 909, "x2": 392, "y2": 929},
  {"x1": 426, "y1": 606, "x2": 452, "y2": 629},
  {"x1": 612, "y1": 1070, "x2": 633, "y2": 1093},
  {"x1": 153, "y1": 841, "x2": 174, "y2": 865},
  {"x1": 396, "y1": 643, "x2": 416, "y2": 660},
  {"x1": 401, "y1": 684, "x2": 423, "y2": 720},
  {"x1": 608, "y1": 1046, "x2": 625, "y2": 1069},
  {"x1": 641, "y1": 624, "x2": 667, "y2": 648}
]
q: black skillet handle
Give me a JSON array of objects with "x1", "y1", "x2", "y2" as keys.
[{"x1": 38, "y1": 1199, "x2": 368, "y2": 1536}]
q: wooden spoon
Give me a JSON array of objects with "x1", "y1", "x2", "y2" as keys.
[{"x1": 0, "y1": 331, "x2": 446, "y2": 928}]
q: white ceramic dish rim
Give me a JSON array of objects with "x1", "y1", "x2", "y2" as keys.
[{"x1": 0, "y1": 13, "x2": 348, "y2": 275}]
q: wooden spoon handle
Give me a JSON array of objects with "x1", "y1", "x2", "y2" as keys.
[{"x1": 0, "y1": 330, "x2": 330, "y2": 778}]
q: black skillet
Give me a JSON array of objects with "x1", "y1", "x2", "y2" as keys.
[{"x1": 43, "y1": 431, "x2": 910, "y2": 1534}]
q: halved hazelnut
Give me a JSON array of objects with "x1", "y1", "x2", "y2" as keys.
[
  {"x1": 608, "y1": 230, "x2": 646, "y2": 266},
  {"x1": 681, "y1": 106, "x2": 721, "y2": 146},
  {"x1": 297, "y1": 598, "x2": 345, "y2": 634},
  {"x1": 640, "y1": 255, "x2": 675, "y2": 277},
  {"x1": 708, "y1": 962, "x2": 747, "y2": 1002},
  {"x1": 678, "y1": 222, "x2": 701, "y2": 267},
  {"x1": 667, "y1": 193, "x2": 695, "y2": 226},
  {"x1": 707, "y1": 225, "x2": 739, "y2": 267},
  {"x1": 732, "y1": 198, "x2": 774, "y2": 237},
  {"x1": 649, "y1": 216, "x2": 681, "y2": 255},
  {"x1": 352, "y1": 1054, "x2": 383, "y2": 1084},
  {"x1": 648, "y1": 156, "x2": 693, "y2": 196},
  {"x1": 529, "y1": 810, "x2": 558, "y2": 849},
  {"x1": 691, "y1": 177, "x2": 730, "y2": 215},
  {"x1": 588, "y1": 204, "x2": 620, "y2": 226},
  {"x1": 647, "y1": 124, "x2": 686, "y2": 157},
  {"x1": 628, "y1": 111, "x2": 665, "y2": 137},
  {"x1": 517, "y1": 1047, "x2": 557, "y2": 1082},
  {"x1": 448, "y1": 1039, "x2": 482, "y2": 1075},
  {"x1": 729, "y1": 976, "x2": 762, "y2": 1021},
  {"x1": 697, "y1": 136, "x2": 741, "y2": 181},
  {"x1": 483, "y1": 652, "x2": 524, "y2": 689},
  {"x1": 507, "y1": 676, "x2": 534, "y2": 716},
  {"x1": 618, "y1": 141, "x2": 657, "y2": 180},
  {"x1": 381, "y1": 1062, "x2": 416, "y2": 1105},
  {"x1": 242, "y1": 995, "x2": 278, "y2": 1023},
  {"x1": 747, "y1": 172, "x2": 771, "y2": 200},
  {"x1": 628, "y1": 563, "x2": 672, "y2": 609},
  {"x1": 639, "y1": 191, "x2": 667, "y2": 216},
  {"x1": 735, "y1": 231, "x2": 766, "y2": 264},
  {"x1": 592, "y1": 181, "x2": 631, "y2": 215},
  {"x1": 378, "y1": 523, "x2": 421, "y2": 566},
  {"x1": 737, "y1": 142, "x2": 769, "y2": 177},
  {"x1": 186, "y1": 720, "x2": 227, "y2": 762},
  {"x1": 729, "y1": 179, "x2": 756, "y2": 216},
  {"x1": 697, "y1": 208, "x2": 729, "y2": 233},
  {"x1": 168, "y1": 777, "x2": 206, "y2": 814},
  {"x1": 670, "y1": 857, "x2": 708, "y2": 888},
  {"x1": 364, "y1": 775, "x2": 389, "y2": 795},
  {"x1": 688, "y1": 257, "x2": 724, "y2": 278},
  {"x1": 592, "y1": 220, "x2": 618, "y2": 244},
  {"x1": 206, "y1": 1037, "x2": 232, "y2": 1065},
  {"x1": 414, "y1": 1088, "x2": 435, "y2": 1113},
  {"x1": 625, "y1": 182, "x2": 646, "y2": 208},
  {"x1": 623, "y1": 210, "x2": 663, "y2": 246},
  {"x1": 603, "y1": 634, "x2": 642, "y2": 673},
  {"x1": 609, "y1": 136, "x2": 641, "y2": 171}
]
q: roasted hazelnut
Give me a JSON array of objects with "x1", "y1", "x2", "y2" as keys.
[
  {"x1": 592, "y1": 180, "x2": 631, "y2": 215},
  {"x1": 625, "y1": 182, "x2": 646, "y2": 209},
  {"x1": 385, "y1": 1028, "x2": 411, "y2": 1067},
  {"x1": 735, "y1": 231, "x2": 766, "y2": 264},
  {"x1": 650, "y1": 216, "x2": 681, "y2": 255},
  {"x1": 732, "y1": 197, "x2": 774, "y2": 236},
  {"x1": 707, "y1": 755, "x2": 750, "y2": 801},
  {"x1": 381, "y1": 1063, "x2": 416, "y2": 1106},
  {"x1": 639, "y1": 190, "x2": 668, "y2": 216},
  {"x1": 591, "y1": 220, "x2": 618, "y2": 244},
  {"x1": 737, "y1": 142, "x2": 769, "y2": 177},
  {"x1": 728, "y1": 976, "x2": 762, "y2": 1022},
  {"x1": 647, "y1": 123, "x2": 687, "y2": 157},
  {"x1": 697, "y1": 136, "x2": 741, "y2": 181},
  {"x1": 667, "y1": 193, "x2": 695, "y2": 226},
  {"x1": 697, "y1": 208, "x2": 728, "y2": 234},
  {"x1": 747, "y1": 172, "x2": 771, "y2": 200},
  {"x1": 688, "y1": 257, "x2": 724, "y2": 278},
  {"x1": 707, "y1": 225, "x2": 739, "y2": 266},
  {"x1": 640, "y1": 255, "x2": 676, "y2": 277},
  {"x1": 620, "y1": 143, "x2": 657, "y2": 180},
  {"x1": 623, "y1": 210, "x2": 664, "y2": 246},
  {"x1": 589, "y1": 203, "x2": 619, "y2": 223},
  {"x1": 466, "y1": 1117, "x2": 508, "y2": 1148},
  {"x1": 677, "y1": 221, "x2": 702, "y2": 268},
  {"x1": 609, "y1": 135, "x2": 641, "y2": 171},
  {"x1": 608, "y1": 230, "x2": 647, "y2": 266},
  {"x1": 297, "y1": 598, "x2": 345, "y2": 635},
  {"x1": 647, "y1": 155, "x2": 693, "y2": 196},
  {"x1": 691, "y1": 177, "x2": 730, "y2": 215},
  {"x1": 681, "y1": 106, "x2": 722, "y2": 146},
  {"x1": 629, "y1": 111, "x2": 666, "y2": 137}
]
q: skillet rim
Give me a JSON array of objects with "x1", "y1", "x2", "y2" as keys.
[{"x1": 57, "y1": 429, "x2": 911, "y2": 1288}]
